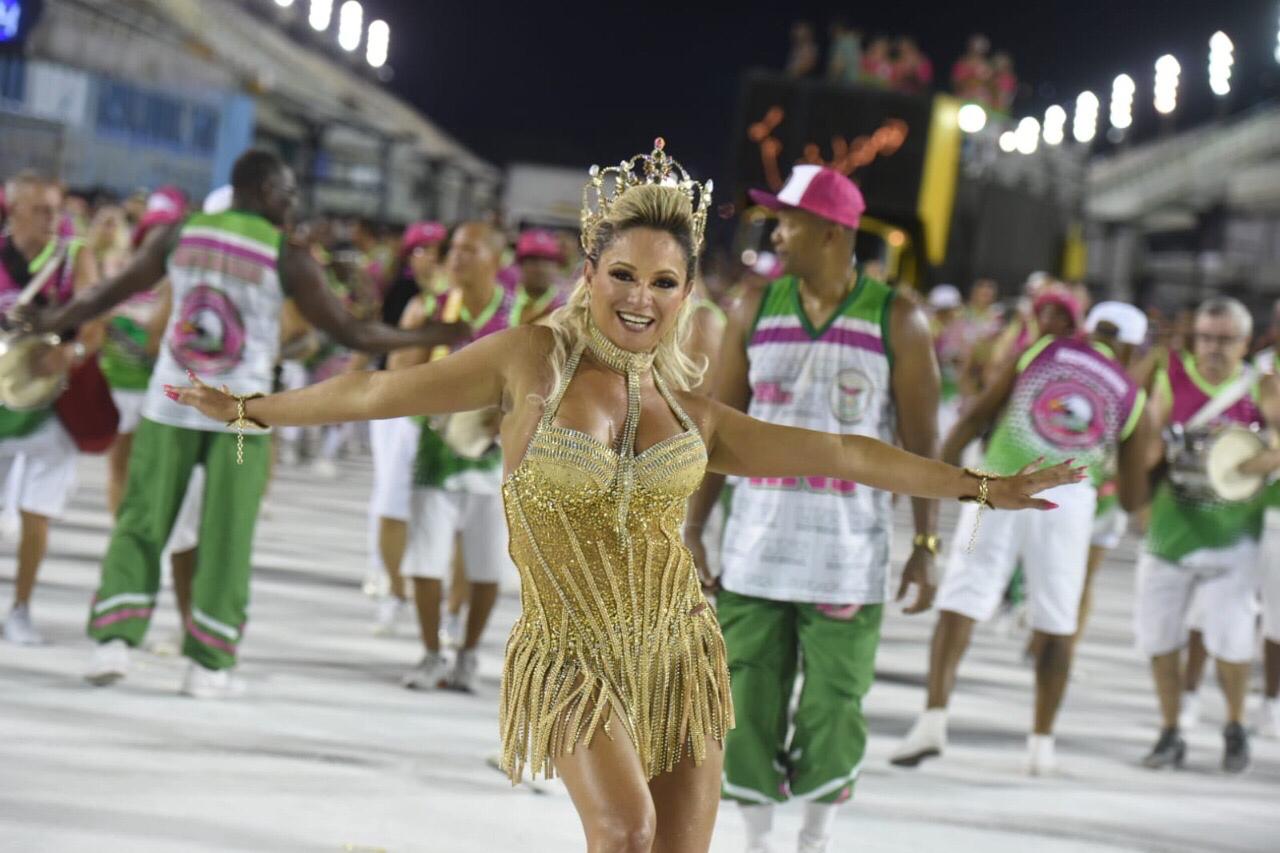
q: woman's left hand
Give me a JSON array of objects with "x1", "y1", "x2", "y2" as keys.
[
  {"x1": 163, "y1": 370, "x2": 238, "y2": 423},
  {"x1": 985, "y1": 457, "x2": 1087, "y2": 510}
]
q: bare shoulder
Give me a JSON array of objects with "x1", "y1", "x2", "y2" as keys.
[
  {"x1": 889, "y1": 287, "x2": 931, "y2": 337},
  {"x1": 500, "y1": 324, "x2": 559, "y2": 406},
  {"x1": 673, "y1": 389, "x2": 720, "y2": 437}
]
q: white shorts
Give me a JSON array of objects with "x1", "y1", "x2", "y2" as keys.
[
  {"x1": 1091, "y1": 504, "x2": 1128, "y2": 550},
  {"x1": 0, "y1": 418, "x2": 78, "y2": 519},
  {"x1": 1134, "y1": 543, "x2": 1259, "y2": 663},
  {"x1": 936, "y1": 481, "x2": 1096, "y2": 635},
  {"x1": 167, "y1": 465, "x2": 203, "y2": 554},
  {"x1": 369, "y1": 417, "x2": 421, "y2": 522},
  {"x1": 110, "y1": 389, "x2": 147, "y2": 435},
  {"x1": 403, "y1": 488, "x2": 514, "y2": 584},
  {"x1": 1260, "y1": 508, "x2": 1280, "y2": 643}
]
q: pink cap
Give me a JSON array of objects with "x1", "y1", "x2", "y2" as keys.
[
  {"x1": 402, "y1": 221, "x2": 447, "y2": 254},
  {"x1": 1033, "y1": 288, "x2": 1083, "y2": 330},
  {"x1": 132, "y1": 185, "x2": 187, "y2": 248},
  {"x1": 748, "y1": 165, "x2": 866, "y2": 230},
  {"x1": 515, "y1": 229, "x2": 563, "y2": 263}
]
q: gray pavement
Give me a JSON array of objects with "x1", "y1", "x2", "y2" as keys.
[{"x1": 2, "y1": 454, "x2": 1278, "y2": 852}]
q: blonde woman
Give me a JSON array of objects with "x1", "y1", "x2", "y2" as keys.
[{"x1": 168, "y1": 142, "x2": 1078, "y2": 852}]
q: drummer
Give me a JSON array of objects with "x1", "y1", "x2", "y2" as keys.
[
  {"x1": 892, "y1": 288, "x2": 1155, "y2": 775},
  {"x1": 394, "y1": 221, "x2": 517, "y2": 694},
  {"x1": 1136, "y1": 296, "x2": 1280, "y2": 774},
  {"x1": 0, "y1": 171, "x2": 102, "y2": 645}
]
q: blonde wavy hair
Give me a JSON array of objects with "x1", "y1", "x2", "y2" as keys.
[{"x1": 540, "y1": 184, "x2": 706, "y2": 397}]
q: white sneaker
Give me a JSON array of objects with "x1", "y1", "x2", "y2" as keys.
[
  {"x1": 402, "y1": 651, "x2": 448, "y2": 690},
  {"x1": 1027, "y1": 734, "x2": 1058, "y2": 776},
  {"x1": 180, "y1": 662, "x2": 246, "y2": 699},
  {"x1": 446, "y1": 648, "x2": 479, "y2": 692},
  {"x1": 441, "y1": 609, "x2": 466, "y2": 649},
  {"x1": 145, "y1": 631, "x2": 183, "y2": 657},
  {"x1": 1178, "y1": 691, "x2": 1201, "y2": 730},
  {"x1": 797, "y1": 834, "x2": 830, "y2": 853},
  {"x1": 1259, "y1": 698, "x2": 1280, "y2": 740},
  {"x1": 889, "y1": 708, "x2": 947, "y2": 767},
  {"x1": 86, "y1": 639, "x2": 131, "y2": 686},
  {"x1": 3, "y1": 603, "x2": 44, "y2": 645},
  {"x1": 372, "y1": 596, "x2": 408, "y2": 637}
]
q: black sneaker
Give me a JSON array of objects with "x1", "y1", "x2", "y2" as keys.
[
  {"x1": 1141, "y1": 727, "x2": 1186, "y2": 769},
  {"x1": 1222, "y1": 722, "x2": 1250, "y2": 774}
]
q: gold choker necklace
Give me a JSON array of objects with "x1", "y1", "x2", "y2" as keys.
[{"x1": 586, "y1": 319, "x2": 656, "y2": 375}]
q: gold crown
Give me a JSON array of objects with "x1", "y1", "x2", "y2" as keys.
[{"x1": 580, "y1": 137, "x2": 713, "y2": 254}]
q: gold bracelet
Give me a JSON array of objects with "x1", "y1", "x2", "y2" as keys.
[
  {"x1": 912, "y1": 533, "x2": 941, "y2": 556},
  {"x1": 959, "y1": 468, "x2": 992, "y2": 553},
  {"x1": 225, "y1": 393, "x2": 267, "y2": 465}
]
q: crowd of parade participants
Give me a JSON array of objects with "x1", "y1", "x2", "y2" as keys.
[{"x1": 3, "y1": 149, "x2": 1279, "y2": 853}]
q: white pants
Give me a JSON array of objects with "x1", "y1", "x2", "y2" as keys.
[
  {"x1": 1134, "y1": 542, "x2": 1259, "y2": 663},
  {"x1": 937, "y1": 481, "x2": 1096, "y2": 635},
  {"x1": 1259, "y1": 508, "x2": 1280, "y2": 644},
  {"x1": 0, "y1": 418, "x2": 78, "y2": 519},
  {"x1": 402, "y1": 488, "x2": 514, "y2": 585},
  {"x1": 1091, "y1": 504, "x2": 1128, "y2": 550},
  {"x1": 109, "y1": 389, "x2": 148, "y2": 435},
  {"x1": 369, "y1": 417, "x2": 421, "y2": 522}
]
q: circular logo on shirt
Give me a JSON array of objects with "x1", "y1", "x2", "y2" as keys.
[
  {"x1": 1029, "y1": 380, "x2": 1106, "y2": 449},
  {"x1": 169, "y1": 285, "x2": 246, "y2": 375},
  {"x1": 830, "y1": 367, "x2": 871, "y2": 424}
]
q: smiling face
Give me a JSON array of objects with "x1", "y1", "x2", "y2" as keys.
[{"x1": 585, "y1": 227, "x2": 692, "y2": 352}]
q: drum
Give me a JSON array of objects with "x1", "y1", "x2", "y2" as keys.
[
  {"x1": 1166, "y1": 423, "x2": 1268, "y2": 502},
  {"x1": 432, "y1": 407, "x2": 500, "y2": 460},
  {"x1": 0, "y1": 330, "x2": 67, "y2": 410}
]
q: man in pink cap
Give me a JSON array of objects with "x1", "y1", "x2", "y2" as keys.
[
  {"x1": 892, "y1": 286, "x2": 1155, "y2": 775},
  {"x1": 686, "y1": 165, "x2": 942, "y2": 853},
  {"x1": 510, "y1": 228, "x2": 565, "y2": 326}
]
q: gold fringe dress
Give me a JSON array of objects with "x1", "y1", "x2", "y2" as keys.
[{"x1": 498, "y1": 330, "x2": 734, "y2": 783}]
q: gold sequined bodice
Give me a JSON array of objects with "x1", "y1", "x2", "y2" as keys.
[{"x1": 498, "y1": 331, "x2": 732, "y2": 783}]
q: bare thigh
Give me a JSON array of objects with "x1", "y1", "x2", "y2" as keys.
[
  {"x1": 556, "y1": 718, "x2": 656, "y2": 853},
  {"x1": 647, "y1": 736, "x2": 724, "y2": 853}
]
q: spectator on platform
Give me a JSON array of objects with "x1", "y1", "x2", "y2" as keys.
[
  {"x1": 893, "y1": 37, "x2": 934, "y2": 95},
  {"x1": 951, "y1": 34, "x2": 993, "y2": 105},
  {"x1": 991, "y1": 52, "x2": 1018, "y2": 114},
  {"x1": 859, "y1": 36, "x2": 894, "y2": 88},
  {"x1": 786, "y1": 21, "x2": 820, "y2": 79},
  {"x1": 826, "y1": 19, "x2": 863, "y2": 85}
]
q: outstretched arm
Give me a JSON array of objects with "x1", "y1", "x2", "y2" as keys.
[
  {"x1": 34, "y1": 223, "x2": 179, "y2": 331},
  {"x1": 280, "y1": 241, "x2": 468, "y2": 355},
  {"x1": 169, "y1": 324, "x2": 539, "y2": 428},
  {"x1": 701, "y1": 397, "x2": 1080, "y2": 509}
]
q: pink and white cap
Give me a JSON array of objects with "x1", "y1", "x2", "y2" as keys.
[
  {"x1": 1086, "y1": 301, "x2": 1148, "y2": 346},
  {"x1": 748, "y1": 165, "x2": 866, "y2": 230}
]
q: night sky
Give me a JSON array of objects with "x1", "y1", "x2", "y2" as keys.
[{"x1": 362, "y1": 0, "x2": 1278, "y2": 186}]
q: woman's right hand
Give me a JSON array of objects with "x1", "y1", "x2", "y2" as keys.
[
  {"x1": 984, "y1": 458, "x2": 1087, "y2": 510},
  {"x1": 163, "y1": 371, "x2": 239, "y2": 424}
]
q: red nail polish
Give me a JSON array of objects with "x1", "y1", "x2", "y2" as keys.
[
  {"x1": 1046, "y1": 501, "x2": 1059, "y2": 509},
  {"x1": 165, "y1": 391, "x2": 179, "y2": 401}
]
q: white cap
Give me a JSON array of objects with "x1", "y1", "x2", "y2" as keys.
[
  {"x1": 202, "y1": 184, "x2": 232, "y2": 214},
  {"x1": 1085, "y1": 301, "x2": 1148, "y2": 345},
  {"x1": 928, "y1": 284, "x2": 962, "y2": 310}
]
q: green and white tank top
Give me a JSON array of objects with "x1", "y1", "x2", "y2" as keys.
[
  {"x1": 719, "y1": 273, "x2": 897, "y2": 604},
  {"x1": 143, "y1": 210, "x2": 285, "y2": 433}
]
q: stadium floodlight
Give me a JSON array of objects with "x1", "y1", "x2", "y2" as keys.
[
  {"x1": 1154, "y1": 54, "x2": 1180, "y2": 115},
  {"x1": 1209, "y1": 31, "x2": 1233, "y2": 96},
  {"x1": 1043, "y1": 105, "x2": 1066, "y2": 146},
  {"x1": 366, "y1": 19, "x2": 389, "y2": 68},
  {"x1": 1073, "y1": 91, "x2": 1099, "y2": 143},
  {"x1": 1015, "y1": 116, "x2": 1040, "y2": 154},
  {"x1": 308, "y1": 0, "x2": 332, "y2": 31},
  {"x1": 998, "y1": 130, "x2": 1017, "y2": 152},
  {"x1": 274, "y1": 0, "x2": 295, "y2": 7},
  {"x1": 1110, "y1": 73, "x2": 1135, "y2": 129},
  {"x1": 338, "y1": 2, "x2": 362, "y2": 51},
  {"x1": 1275, "y1": 11, "x2": 1280, "y2": 63},
  {"x1": 957, "y1": 103, "x2": 988, "y2": 133}
]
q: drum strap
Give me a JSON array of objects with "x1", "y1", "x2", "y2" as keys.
[{"x1": 1186, "y1": 367, "x2": 1255, "y2": 431}]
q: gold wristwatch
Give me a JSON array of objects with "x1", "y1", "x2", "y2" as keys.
[{"x1": 912, "y1": 533, "x2": 941, "y2": 556}]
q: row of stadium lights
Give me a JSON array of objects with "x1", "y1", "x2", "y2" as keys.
[
  {"x1": 271, "y1": 0, "x2": 389, "y2": 68},
  {"x1": 955, "y1": 30, "x2": 1239, "y2": 154}
]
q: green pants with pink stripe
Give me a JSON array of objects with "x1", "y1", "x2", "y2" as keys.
[{"x1": 88, "y1": 418, "x2": 270, "y2": 670}]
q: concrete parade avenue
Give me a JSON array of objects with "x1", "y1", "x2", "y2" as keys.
[{"x1": 2, "y1": 453, "x2": 1277, "y2": 853}]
